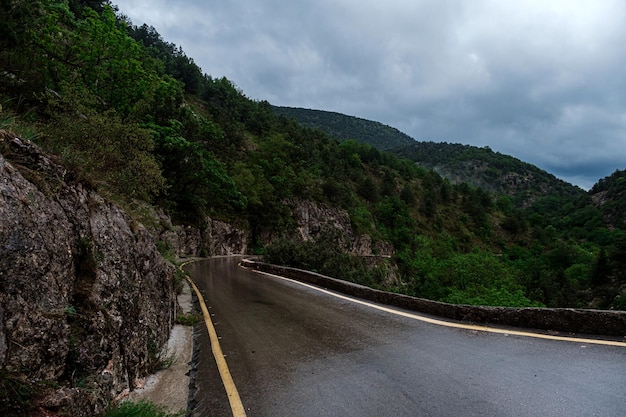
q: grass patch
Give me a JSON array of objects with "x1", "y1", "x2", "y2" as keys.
[
  {"x1": 105, "y1": 399, "x2": 183, "y2": 417},
  {"x1": 147, "y1": 335, "x2": 177, "y2": 373},
  {"x1": 156, "y1": 240, "x2": 176, "y2": 263},
  {"x1": 176, "y1": 312, "x2": 202, "y2": 326},
  {"x1": 173, "y1": 269, "x2": 187, "y2": 294},
  {"x1": 0, "y1": 372, "x2": 36, "y2": 415},
  {"x1": 0, "y1": 108, "x2": 41, "y2": 143}
]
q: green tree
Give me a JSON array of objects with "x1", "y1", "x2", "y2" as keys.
[
  {"x1": 0, "y1": 0, "x2": 77, "y2": 101},
  {"x1": 433, "y1": 251, "x2": 537, "y2": 307},
  {"x1": 148, "y1": 121, "x2": 245, "y2": 221},
  {"x1": 590, "y1": 247, "x2": 610, "y2": 286},
  {"x1": 74, "y1": 6, "x2": 159, "y2": 115}
]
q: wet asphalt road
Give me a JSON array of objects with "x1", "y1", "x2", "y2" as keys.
[{"x1": 186, "y1": 257, "x2": 626, "y2": 417}]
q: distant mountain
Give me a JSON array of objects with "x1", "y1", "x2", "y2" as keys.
[
  {"x1": 391, "y1": 141, "x2": 585, "y2": 206},
  {"x1": 272, "y1": 106, "x2": 584, "y2": 206},
  {"x1": 271, "y1": 106, "x2": 415, "y2": 150}
]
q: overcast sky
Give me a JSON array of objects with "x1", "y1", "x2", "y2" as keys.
[{"x1": 119, "y1": 0, "x2": 626, "y2": 190}]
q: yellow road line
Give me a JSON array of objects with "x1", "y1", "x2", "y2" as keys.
[
  {"x1": 254, "y1": 269, "x2": 626, "y2": 348},
  {"x1": 181, "y1": 261, "x2": 247, "y2": 417}
]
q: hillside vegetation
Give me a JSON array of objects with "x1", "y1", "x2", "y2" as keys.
[
  {"x1": 274, "y1": 107, "x2": 584, "y2": 208},
  {"x1": 2, "y1": 0, "x2": 626, "y2": 316},
  {"x1": 391, "y1": 142, "x2": 585, "y2": 206},
  {"x1": 272, "y1": 106, "x2": 416, "y2": 150}
]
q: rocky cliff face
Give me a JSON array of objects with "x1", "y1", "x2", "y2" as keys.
[
  {"x1": 0, "y1": 131, "x2": 177, "y2": 416},
  {"x1": 286, "y1": 198, "x2": 393, "y2": 256},
  {"x1": 156, "y1": 212, "x2": 250, "y2": 257},
  {"x1": 148, "y1": 196, "x2": 388, "y2": 260}
]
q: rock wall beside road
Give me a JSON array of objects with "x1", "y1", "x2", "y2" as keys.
[{"x1": 0, "y1": 132, "x2": 177, "y2": 416}]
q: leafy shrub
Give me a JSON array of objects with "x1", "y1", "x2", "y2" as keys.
[
  {"x1": 43, "y1": 107, "x2": 165, "y2": 202},
  {"x1": 613, "y1": 293, "x2": 626, "y2": 310}
]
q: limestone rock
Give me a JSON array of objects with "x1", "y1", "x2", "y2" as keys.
[
  {"x1": 0, "y1": 132, "x2": 176, "y2": 415},
  {"x1": 286, "y1": 198, "x2": 393, "y2": 256}
]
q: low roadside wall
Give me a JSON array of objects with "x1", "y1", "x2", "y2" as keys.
[{"x1": 241, "y1": 259, "x2": 626, "y2": 337}]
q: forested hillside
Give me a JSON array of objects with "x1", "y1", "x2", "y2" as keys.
[
  {"x1": 2, "y1": 1, "x2": 626, "y2": 313},
  {"x1": 391, "y1": 141, "x2": 585, "y2": 207},
  {"x1": 272, "y1": 107, "x2": 584, "y2": 207},
  {"x1": 272, "y1": 106, "x2": 415, "y2": 150}
]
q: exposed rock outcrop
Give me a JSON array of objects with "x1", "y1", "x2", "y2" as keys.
[
  {"x1": 0, "y1": 132, "x2": 177, "y2": 416},
  {"x1": 156, "y1": 213, "x2": 250, "y2": 257},
  {"x1": 285, "y1": 198, "x2": 393, "y2": 256},
  {"x1": 154, "y1": 197, "x2": 388, "y2": 259}
]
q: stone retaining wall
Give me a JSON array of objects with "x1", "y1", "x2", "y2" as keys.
[{"x1": 241, "y1": 259, "x2": 626, "y2": 337}]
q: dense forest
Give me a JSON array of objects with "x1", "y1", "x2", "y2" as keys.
[{"x1": 2, "y1": 0, "x2": 626, "y2": 315}]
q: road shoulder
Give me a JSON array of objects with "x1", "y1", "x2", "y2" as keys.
[{"x1": 128, "y1": 279, "x2": 194, "y2": 414}]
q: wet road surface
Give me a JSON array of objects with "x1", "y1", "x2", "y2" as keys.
[{"x1": 186, "y1": 257, "x2": 626, "y2": 417}]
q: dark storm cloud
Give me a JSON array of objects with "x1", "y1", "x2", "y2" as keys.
[{"x1": 121, "y1": 0, "x2": 626, "y2": 189}]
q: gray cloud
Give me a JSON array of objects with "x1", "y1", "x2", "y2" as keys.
[{"x1": 120, "y1": 0, "x2": 626, "y2": 190}]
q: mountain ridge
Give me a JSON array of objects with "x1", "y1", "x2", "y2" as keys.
[
  {"x1": 271, "y1": 105, "x2": 585, "y2": 205},
  {"x1": 272, "y1": 105, "x2": 416, "y2": 150}
]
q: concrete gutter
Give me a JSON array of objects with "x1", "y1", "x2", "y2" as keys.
[
  {"x1": 128, "y1": 280, "x2": 194, "y2": 414},
  {"x1": 241, "y1": 259, "x2": 626, "y2": 337}
]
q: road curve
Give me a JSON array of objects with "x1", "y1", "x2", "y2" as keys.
[{"x1": 186, "y1": 257, "x2": 626, "y2": 417}]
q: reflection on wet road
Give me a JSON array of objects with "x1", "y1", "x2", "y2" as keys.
[{"x1": 187, "y1": 257, "x2": 626, "y2": 417}]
